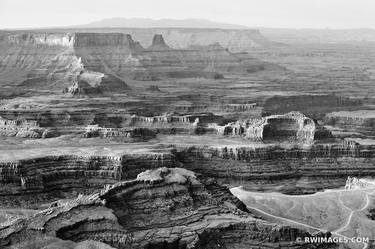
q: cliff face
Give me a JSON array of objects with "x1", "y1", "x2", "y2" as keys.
[
  {"x1": 73, "y1": 33, "x2": 144, "y2": 49},
  {"x1": 63, "y1": 79, "x2": 102, "y2": 96},
  {"x1": 325, "y1": 110, "x2": 375, "y2": 135},
  {"x1": 0, "y1": 138, "x2": 374, "y2": 206},
  {"x1": 148, "y1": 34, "x2": 171, "y2": 51},
  {"x1": 0, "y1": 153, "x2": 177, "y2": 207},
  {"x1": 345, "y1": 176, "x2": 375, "y2": 189},
  {"x1": 0, "y1": 167, "x2": 333, "y2": 249},
  {"x1": 0, "y1": 32, "x2": 281, "y2": 92},
  {"x1": 0, "y1": 110, "x2": 221, "y2": 136},
  {"x1": 0, "y1": 116, "x2": 53, "y2": 138},
  {"x1": 210, "y1": 112, "x2": 332, "y2": 142},
  {"x1": 175, "y1": 140, "x2": 375, "y2": 194},
  {"x1": 0, "y1": 33, "x2": 133, "y2": 93},
  {"x1": 85, "y1": 28, "x2": 273, "y2": 52},
  {"x1": 63, "y1": 70, "x2": 130, "y2": 96},
  {"x1": 9, "y1": 28, "x2": 271, "y2": 51},
  {"x1": 5, "y1": 33, "x2": 75, "y2": 47}
]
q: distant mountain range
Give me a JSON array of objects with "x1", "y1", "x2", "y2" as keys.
[
  {"x1": 13, "y1": 17, "x2": 375, "y2": 45},
  {"x1": 70, "y1": 17, "x2": 249, "y2": 29}
]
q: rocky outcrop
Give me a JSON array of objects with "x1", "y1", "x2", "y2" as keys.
[
  {"x1": 0, "y1": 110, "x2": 222, "y2": 135},
  {"x1": 325, "y1": 110, "x2": 375, "y2": 135},
  {"x1": 0, "y1": 116, "x2": 51, "y2": 138},
  {"x1": 210, "y1": 112, "x2": 332, "y2": 142},
  {"x1": 128, "y1": 114, "x2": 199, "y2": 125},
  {"x1": 73, "y1": 33, "x2": 144, "y2": 50},
  {"x1": 0, "y1": 153, "x2": 177, "y2": 207},
  {"x1": 82, "y1": 125, "x2": 156, "y2": 139},
  {"x1": 63, "y1": 70, "x2": 130, "y2": 96},
  {"x1": 175, "y1": 140, "x2": 375, "y2": 194},
  {"x1": 223, "y1": 103, "x2": 257, "y2": 112},
  {"x1": 148, "y1": 34, "x2": 170, "y2": 51},
  {"x1": 125, "y1": 113, "x2": 221, "y2": 134},
  {"x1": 114, "y1": 28, "x2": 273, "y2": 52},
  {"x1": 63, "y1": 79, "x2": 102, "y2": 96},
  {"x1": 0, "y1": 167, "x2": 333, "y2": 249},
  {"x1": 4, "y1": 28, "x2": 272, "y2": 51},
  {"x1": 345, "y1": 176, "x2": 375, "y2": 189},
  {"x1": 5, "y1": 33, "x2": 75, "y2": 47},
  {"x1": 0, "y1": 32, "x2": 281, "y2": 92}
]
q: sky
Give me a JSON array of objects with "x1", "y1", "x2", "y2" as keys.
[{"x1": 0, "y1": 0, "x2": 374, "y2": 29}]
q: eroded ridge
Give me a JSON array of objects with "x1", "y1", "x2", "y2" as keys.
[
  {"x1": 0, "y1": 167, "x2": 334, "y2": 249},
  {"x1": 210, "y1": 111, "x2": 332, "y2": 142}
]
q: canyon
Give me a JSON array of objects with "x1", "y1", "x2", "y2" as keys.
[
  {"x1": 0, "y1": 31, "x2": 280, "y2": 95},
  {"x1": 0, "y1": 168, "x2": 334, "y2": 249},
  {"x1": 0, "y1": 26, "x2": 374, "y2": 248}
]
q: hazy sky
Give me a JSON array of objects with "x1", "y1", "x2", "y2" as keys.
[{"x1": 0, "y1": 0, "x2": 374, "y2": 29}]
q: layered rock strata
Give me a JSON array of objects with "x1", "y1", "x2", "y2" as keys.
[
  {"x1": 0, "y1": 32, "x2": 280, "y2": 92},
  {"x1": 147, "y1": 34, "x2": 171, "y2": 51},
  {"x1": 82, "y1": 125, "x2": 156, "y2": 139},
  {"x1": 223, "y1": 103, "x2": 257, "y2": 112},
  {"x1": 0, "y1": 167, "x2": 333, "y2": 249},
  {"x1": 0, "y1": 110, "x2": 221, "y2": 136},
  {"x1": 210, "y1": 112, "x2": 332, "y2": 142},
  {"x1": 175, "y1": 140, "x2": 375, "y2": 193},
  {"x1": 63, "y1": 79, "x2": 102, "y2": 96},
  {"x1": 63, "y1": 70, "x2": 130, "y2": 96},
  {"x1": 325, "y1": 110, "x2": 375, "y2": 135},
  {"x1": 1, "y1": 138, "x2": 374, "y2": 204},
  {"x1": 0, "y1": 116, "x2": 52, "y2": 138},
  {"x1": 0, "y1": 153, "x2": 177, "y2": 207},
  {"x1": 104, "y1": 28, "x2": 273, "y2": 52},
  {"x1": 344, "y1": 176, "x2": 375, "y2": 189}
]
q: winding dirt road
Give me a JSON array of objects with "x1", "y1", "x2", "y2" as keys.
[{"x1": 231, "y1": 187, "x2": 375, "y2": 249}]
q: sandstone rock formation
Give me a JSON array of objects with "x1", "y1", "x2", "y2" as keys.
[
  {"x1": 325, "y1": 110, "x2": 375, "y2": 136},
  {"x1": 0, "y1": 152, "x2": 178, "y2": 207},
  {"x1": 175, "y1": 139, "x2": 375, "y2": 194},
  {"x1": 345, "y1": 176, "x2": 375, "y2": 189},
  {"x1": 1, "y1": 136, "x2": 374, "y2": 205},
  {"x1": 82, "y1": 125, "x2": 156, "y2": 139},
  {"x1": 63, "y1": 70, "x2": 130, "y2": 96},
  {"x1": 97, "y1": 28, "x2": 273, "y2": 52},
  {"x1": 0, "y1": 167, "x2": 333, "y2": 249},
  {"x1": 210, "y1": 112, "x2": 332, "y2": 142},
  {"x1": 63, "y1": 79, "x2": 102, "y2": 96},
  {"x1": 0, "y1": 110, "x2": 222, "y2": 136},
  {"x1": 0, "y1": 32, "x2": 281, "y2": 92},
  {"x1": 148, "y1": 34, "x2": 171, "y2": 51},
  {"x1": 0, "y1": 116, "x2": 50, "y2": 138},
  {"x1": 1, "y1": 27, "x2": 374, "y2": 249}
]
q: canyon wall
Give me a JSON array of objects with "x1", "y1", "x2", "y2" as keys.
[
  {"x1": 0, "y1": 31, "x2": 281, "y2": 93},
  {"x1": 22, "y1": 28, "x2": 272, "y2": 51},
  {"x1": 0, "y1": 138, "x2": 374, "y2": 206},
  {"x1": 0, "y1": 167, "x2": 333, "y2": 249},
  {"x1": 210, "y1": 112, "x2": 331, "y2": 142},
  {"x1": 325, "y1": 110, "x2": 375, "y2": 135},
  {"x1": 0, "y1": 116, "x2": 54, "y2": 138},
  {"x1": 0, "y1": 110, "x2": 221, "y2": 136},
  {"x1": 0, "y1": 152, "x2": 177, "y2": 207},
  {"x1": 175, "y1": 140, "x2": 375, "y2": 194}
]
